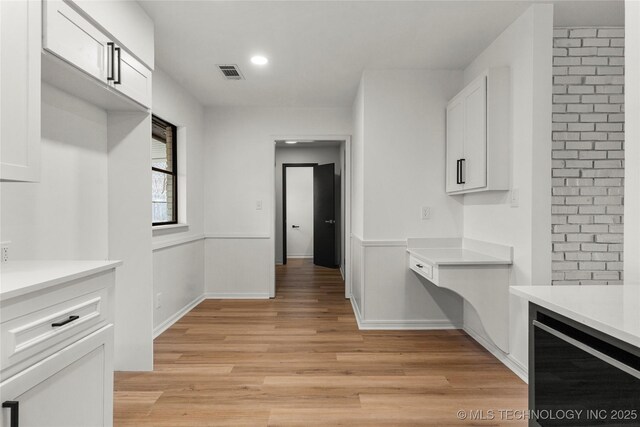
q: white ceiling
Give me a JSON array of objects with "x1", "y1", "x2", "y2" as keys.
[{"x1": 140, "y1": 0, "x2": 624, "y2": 108}]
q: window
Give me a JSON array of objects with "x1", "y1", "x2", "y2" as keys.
[{"x1": 152, "y1": 115, "x2": 177, "y2": 225}]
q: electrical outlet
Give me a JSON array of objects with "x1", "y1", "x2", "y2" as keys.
[
  {"x1": 256, "y1": 200, "x2": 263, "y2": 210},
  {"x1": 1, "y1": 241, "x2": 10, "y2": 263},
  {"x1": 510, "y1": 189, "x2": 520, "y2": 208},
  {"x1": 156, "y1": 292, "x2": 162, "y2": 309},
  {"x1": 421, "y1": 206, "x2": 431, "y2": 220}
]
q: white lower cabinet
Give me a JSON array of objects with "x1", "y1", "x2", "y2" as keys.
[
  {"x1": 0, "y1": 265, "x2": 117, "y2": 427},
  {"x1": 0, "y1": 327, "x2": 113, "y2": 427}
]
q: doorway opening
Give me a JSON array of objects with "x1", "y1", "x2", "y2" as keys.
[{"x1": 273, "y1": 139, "x2": 350, "y2": 297}]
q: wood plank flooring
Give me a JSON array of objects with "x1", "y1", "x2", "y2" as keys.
[{"x1": 114, "y1": 259, "x2": 527, "y2": 426}]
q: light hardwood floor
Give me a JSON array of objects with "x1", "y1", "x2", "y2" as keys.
[{"x1": 114, "y1": 259, "x2": 527, "y2": 426}]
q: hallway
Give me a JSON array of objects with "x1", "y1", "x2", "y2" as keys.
[{"x1": 114, "y1": 260, "x2": 527, "y2": 426}]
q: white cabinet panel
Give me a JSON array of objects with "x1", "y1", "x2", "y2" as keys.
[
  {"x1": 0, "y1": 327, "x2": 113, "y2": 427},
  {"x1": 445, "y1": 68, "x2": 509, "y2": 195},
  {"x1": 463, "y1": 76, "x2": 487, "y2": 191},
  {"x1": 445, "y1": 99, "x2": 465, "y2": 193},
  {"x1": 0, "y1": 0, "x2": 41, "y2": 182},
  {"x1": 43, "y1": 0, "x2": 109, "y2": 83},
  {"x1": 113, "y1": 49, "x2": 152, "y2": 108}
]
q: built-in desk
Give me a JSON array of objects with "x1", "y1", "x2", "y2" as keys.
[{"x1": 407, "y1": 238, "x2": 512, "y2": 352}]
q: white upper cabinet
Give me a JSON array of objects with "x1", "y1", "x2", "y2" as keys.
[
  {"x1": 42, "y1": 0, "x2": 153, "y2": 110},
  {"x1": 0, "y1": 0, "x2": 41, "y2": 182},
  {"x1": 446, "y1": 68, "x2": 510, "y2": 195}
]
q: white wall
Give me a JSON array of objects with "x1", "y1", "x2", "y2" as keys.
[
  {"x1": 274, "y1": 145, "x2": 342, "y2": 265},
  {"x1": 203, "y1": 107, "x2": 351, "y2": 296},
  {"x1": 151, "y1": 68, "x2": 206, "y2": 333},
  {"x1": 625, "y1": 0, "x2": 640, "y2": 284},
  {"x1": 461, "y1": 4, "x2": 553, "y2": 370},
  {"x1": 0, "y1": 84, "x2": 108, "y2": 260},
  {"x1": 352, "y1": 69, "x2": 465, "y2": 327}
]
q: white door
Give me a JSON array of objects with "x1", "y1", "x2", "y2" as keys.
[
  {"x1": 462, "y1": 75, "x2": 487, "y2": 191},
  {"x1": 43, "y1": 0, "x2": 110, "y2": 84},
  {"x1": 0, "y1": 0, "x2": 41, "y2": 182},
  {"x1": 445, "y1": 97, "x2": 465, "y2": 192},
  {"x1": 286, "y1": 167, "x2": 314, "y2": 258},
  {"x1": 0, "y1": 327, "x2": 113, "y2": 427}
]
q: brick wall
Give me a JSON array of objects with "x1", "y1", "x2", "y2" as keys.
[{"x1": 552, "y1": 27, "x2": 624, "y2": 285}]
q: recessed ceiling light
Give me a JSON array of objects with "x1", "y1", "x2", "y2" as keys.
[
  {"x1": 251, "y1": 55, "x2": 268, "y2": 65},
  {"x1": 285, "y1": 140, "x2": 297, "y2": 144}
]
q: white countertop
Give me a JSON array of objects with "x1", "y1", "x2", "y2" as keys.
[
  {"x1": 0, "y1": 260, "x2": 122, "y2": 301},
  {"x1": 407, "y1": 247, "x2": 512, "y2": 266},
  {"x1": 511, "y1": 285, "x2": 640, "y2": 349}
]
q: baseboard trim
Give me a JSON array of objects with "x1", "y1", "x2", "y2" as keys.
[
  {"x1": 153, "y1": 294, "x2": 205, "y2": 338},
  {"x1": 350, "y1": 298, "x2": 459, "y2": 330},
  {"x1": 463, "y1": 325, "x2": 528, "y2": 383},
  {"x1": 204, "y1": 292, "x2": 271, "y2": 299}
]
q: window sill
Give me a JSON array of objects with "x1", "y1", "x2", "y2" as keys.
[{"x1": 153, "y1": 223, "x2": 189, "y2": 234}]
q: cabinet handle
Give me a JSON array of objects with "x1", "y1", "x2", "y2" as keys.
[
  {"x1": 114, "y1": 46, "x2": 122, "y2": 85},
  {"x1": 107, "y1": 42, "x2": 115, "y2": 81},
  {"x1": 51, "y1": 315, "x2": 80, "y2": 328},
  {"x1": 291, "y1": 225, "x2": 300, "y2": 229},
  {"x1": 459, "y1": 158, "x2": 466, "y2": 184},
  {"x1": 456, "y1": 159, "x2": 461, "y2": 184},
  {"x1": 2, "y1": 401, "x2": 19, "y2": 427},
  {"x1": 416, "y1": 264, "x2": 423, "y2": 269}
]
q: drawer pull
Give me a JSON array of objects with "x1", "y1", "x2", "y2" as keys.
[
  {"x1": 51, "y1": 315, "x2": 80, "y2": 328},
  {"x1": 2, "y1": 401, "x2": 19, "y2": 427},
  {"x1": 416, "y1": 264, "x2": 423, "y2": 268}
]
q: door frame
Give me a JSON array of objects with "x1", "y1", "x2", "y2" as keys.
[
  {"x1": 282, "y1": 163, "x2": 318, "y2": 265},
  {"x1": 270, "y1": 136, "x2": 352, "y2": 299}
]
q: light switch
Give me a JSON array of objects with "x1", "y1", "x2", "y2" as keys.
[
  {"x1": 256, "y1": 200, "x2": 263, "y2": 210},
  {"x1": 421, "y1": 206, "x2": 431, "y2": 220},
  {"x1": 510, "y1": 189, "x2": 519, "y2": 208}
]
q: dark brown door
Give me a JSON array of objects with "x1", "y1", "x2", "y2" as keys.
[{"x1": 313, "y1": 163, "x2": 336, "y2": 268}]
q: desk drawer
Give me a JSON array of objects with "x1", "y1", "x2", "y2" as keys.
[
  {"x1": 1, "y1": 276, "x2": 112, "y2": 375},
  {"x1": 409, "y1": 255, "x2": 433, "y2": 280}
]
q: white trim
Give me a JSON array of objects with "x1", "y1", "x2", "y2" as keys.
[
  {"x1": 153, "y1": 294, "x2": 205, "y2": 338},
  {"x1": 361, "y1": 239, "x2": 406, "y2": 247},
  {"x1": 205, "y1": 292, "x2": 271, "y2": 299},
  {"x1": 152, "y1": 234, "x2": 205, "y2": 251},
  {"x1": 463, "y1": 324, "x2": 528, "y2": 383},
  {"x1": 205, "y1": 233, "x2": 270, "y2": 239},
  {"x1": 350, "y1": 298, "x2": 459, "y2": 330},
  {"x1": 351, "y1": 235, "x2": 406, "y2": 248},
  {"x1": 153, "y1": 223, "x2": 189, "y2": 232}
]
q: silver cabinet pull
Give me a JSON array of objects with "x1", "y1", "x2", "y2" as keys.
[
  {"x1": 533, "y1": 320, "x2": 640, "y2": 380},
  {"x1": 324, "y1": 220, "x2": 335, "y2": 224}
]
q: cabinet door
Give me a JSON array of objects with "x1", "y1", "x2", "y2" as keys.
[
  {"x1": 446, "y1": 97, "x2": 465, "y2": 192},
  {"x1": 462, "y1": 75, "x2": 487, "y2": 191},
  {"x1": 43, "y1": 0, "x2": 110, "y2": 84},
  {"x1": 0, "y1": 0, "x2": 41, "y2": 182},
  {"x1": 0, "y1": 326, "x2": 113, "y2": 427},
  {"x1": 111, "y1": 48, "x2": 152, "y2": 108}
]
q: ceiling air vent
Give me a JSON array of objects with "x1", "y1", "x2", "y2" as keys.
[{"x1": 217, "y1": 64, "x2": 244, "y2": 80}]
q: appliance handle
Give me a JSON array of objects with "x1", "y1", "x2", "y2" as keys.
[{"x1": 533, "y1": 320, "x2": 640, "y2": 379}]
